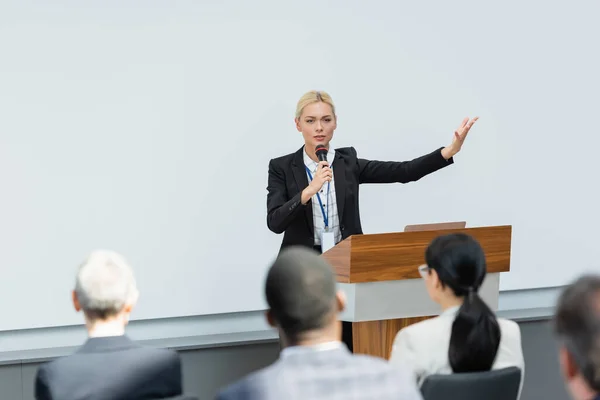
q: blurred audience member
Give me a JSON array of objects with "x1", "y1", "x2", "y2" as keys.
[
  {"x1": 35, "y1": 250, "x2": 182, "y2": 400},
  {"x1": 389, "y1": 233, "x2": 524, "y2": 390},
  {"x1": 216, "y1": 246, "x2": 423, "y2": 400},
  {"x1": 554, "y1": 274, "x2": 600, "y2": 400}
]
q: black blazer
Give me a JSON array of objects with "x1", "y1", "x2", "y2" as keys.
[
  {"x1": 35, "y1": 335, "x2": 182, "y2": 400},
  {"x1": 267, "y1": 146, "x2": 453, "y2": 250}
]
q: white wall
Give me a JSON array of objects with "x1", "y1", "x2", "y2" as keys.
[{"x1": 0, "y1": 0, "x2": 598, "y2": 331}]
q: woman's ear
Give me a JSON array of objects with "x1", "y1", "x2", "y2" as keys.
[
  {"x1": 430, "y1": 269, "x2": 442, "y2": 289},
  {"x1": 295, "y1": 118, "x2": 302, "y2": 132}
]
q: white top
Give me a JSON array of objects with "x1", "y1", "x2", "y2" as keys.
[
  {"x1": 389, "y1": 306, "x2": 525, "y2": 398},
  {"x1": 303, "y1": 147, "x2": 341, "y2": 246}
]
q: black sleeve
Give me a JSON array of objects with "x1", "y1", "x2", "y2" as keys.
[
  {"x1": 34, "y1": 365, "x2": 52, "y2": 400},
  {"x1": 165, "y1": 351, "x2": 183, "y2": 395},
  {"x1": 266, "y1": 159, "x2": 307, "y2": 234},
  {"x1": 357, "y1": 146, "x2": 453, "y2": 184},
  {"x1": 148, "y1": 350, "x2": 183, "y2": 398}
]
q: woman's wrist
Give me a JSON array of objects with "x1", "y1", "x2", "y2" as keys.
[
  {"x1": 441, "y1": 146, "x2": 455, "y2": 160},
  {"x1": 301, "y1": 187, "x2": 315, "y2": 204}
]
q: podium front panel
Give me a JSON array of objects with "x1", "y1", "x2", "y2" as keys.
[{"x1": 337, "y1": 273, "x2": 500, "y2": 322}]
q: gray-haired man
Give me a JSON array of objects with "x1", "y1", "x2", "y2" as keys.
[{"x1": 35, "y1": 250, "x2": 183, "y2": 400}]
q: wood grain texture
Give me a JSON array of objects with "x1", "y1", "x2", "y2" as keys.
[
  {"x1": 322, "y1": 225, "x2": 512, "y2": 283},
  {"x1": 352, "y1": 316, "x2": 434, "y2": 359},
  {"x1": 321, "y1": 234, "x2": 351, "y2": 281}
]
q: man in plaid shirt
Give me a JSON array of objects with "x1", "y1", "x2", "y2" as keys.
[{"x1": 216, "y1": 246, "x2": 423, "y2": 400}]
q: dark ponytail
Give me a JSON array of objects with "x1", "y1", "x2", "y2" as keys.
[{"x1": 425, "y1": 233, "x2": 501, "y2": 373}]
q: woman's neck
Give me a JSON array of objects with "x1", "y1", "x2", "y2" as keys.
[
  {"x1": 440, "y1": 295, "x2": 464, "y2": 311},
  {"x1": 304, "y1": 143, "x2": 329, "y2": 163}
]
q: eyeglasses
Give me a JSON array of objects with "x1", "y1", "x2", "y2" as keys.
[{"x1": 418, "y1": 264, "x2": 431, "y2": 279}]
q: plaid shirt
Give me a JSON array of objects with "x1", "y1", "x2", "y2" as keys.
[
  {"x1": 216, "y1": 346, "x2": 424, "y2": 400},
  {"x1": 303, "y1": 148, "x2": 342, "y2": 246}
]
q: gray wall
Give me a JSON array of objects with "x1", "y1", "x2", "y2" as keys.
[
  {"x1": 1, "y1": 319, "x2": 571, "y2": 400},
  {"x1": 519, "y1": 320, "x2": 570, "y2": 400}
]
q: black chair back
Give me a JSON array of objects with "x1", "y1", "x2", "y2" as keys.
[{"x1": 420, "y1": 366, "x2": 521, "y2": 400}]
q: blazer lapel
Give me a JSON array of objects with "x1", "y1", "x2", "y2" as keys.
[
  {"x1": 333, "y1": 151, "x2": 346, "y2": 224},
  {"x1": 291, "y1": 147, "x2": 314, "y2": 236}
]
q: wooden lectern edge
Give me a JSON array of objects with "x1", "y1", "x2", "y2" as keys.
[
  {"x1": 335, "y1": 224, "x2": 512, "y2": 238},
  {"x1": 322, "y1": 225, "x2": 512, "y2": 284},
  {"x1": 321, "y1": 235, "x2": 353, "y2": 283}
]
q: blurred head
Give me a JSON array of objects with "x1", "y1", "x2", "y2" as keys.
[
  {"x1": 294, "y1": 90, "x2": 337, "y2": 152},
  {"x1": 73, "y1": 250, "x2": 139, "y2": 327},
  {"x1": 421, "y1": 233, "x2": 487, "y2": 304},
  {"x1": 554, "y1": 274, "x2": 600, "y2": 400},
  {"x1": 420, "y1": 233, "x2": 501, "y2": 373},
  {"x1": 264, "y1": 246, "x2": 345, "y2": 346}
]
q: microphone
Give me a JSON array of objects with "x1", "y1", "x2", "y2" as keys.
[{"x1": 315, "y1": 145, "x2": 328, "y2": 163}]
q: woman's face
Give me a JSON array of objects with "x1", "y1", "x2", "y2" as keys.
[{"x1": 295, "y1": 102, "x2": 337, "y2": 149}]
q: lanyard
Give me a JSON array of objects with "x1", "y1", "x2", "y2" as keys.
[{"x1": 305, "y1": 165, "x2": 330, "y2": 228}]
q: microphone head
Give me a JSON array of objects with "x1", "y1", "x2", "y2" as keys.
[{"x1": 315, "y1": 145, "x2": 328, "y2": 162}]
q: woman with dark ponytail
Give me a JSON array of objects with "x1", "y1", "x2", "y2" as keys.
[{"x1": 389, "y1": 233, "x2": 524, "y2": 390}]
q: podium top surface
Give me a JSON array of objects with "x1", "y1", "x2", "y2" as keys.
[{"x1": 322, "y1": 225, "x2": 511, "y2": 284}]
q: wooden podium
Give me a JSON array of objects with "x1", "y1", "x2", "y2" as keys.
[{"x1": 321, "y1": 224, "x2": 512, "y2": 360}]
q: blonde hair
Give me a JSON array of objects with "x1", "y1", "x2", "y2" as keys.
[{"x1": 295, "y1": 90, "x2": 336, "y2": 119}]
